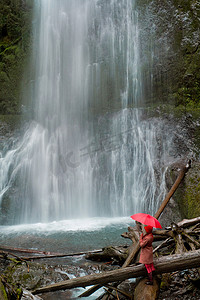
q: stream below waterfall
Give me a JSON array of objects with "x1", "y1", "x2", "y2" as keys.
[
  {"x1": 0, "y1": 217, "x2": 134, "y2": 299},
  {"x1": 0, "y1": 217, "x2": 131, "y2": 254}
]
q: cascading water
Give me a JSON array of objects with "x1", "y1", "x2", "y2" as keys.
[{"x1": 0, "y1": 0, "x2": 173, "y2": 226}]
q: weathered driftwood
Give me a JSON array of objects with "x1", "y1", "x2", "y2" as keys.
[
  {"x1": 85, "y1": 246, "x2": 128, "y2": 264},
  {"x1": 153, "y1": 222, "x2": 200, "y2": 255},
  {"x1": 0, "y1": 245, "x2": 102, "y2": 260},
  {"x1": 121, "y1": 242, "x2": 140, "y2": 268},
  {"x1": 32, "y1": 249, "x2": 200, "y2": 295},
  {"x1": 78, "y1": 284, "x2": 102, "y2": 298},
  {"x1": 23, "y1": 249, "x2": 102, "y2": 260},
  {"x1": 121, "y1": 226, "x2": 140, "y2": 243},
  {"x1": 124, "y1": 228, "x2": 171, "y2": 241},
  {"x1": 153, "y1": 237, "x2": 173, "y2": 254},
  {"x1": 182, "y1": 232, "x2": 200, "y2": 248},
  {"x1": 177, "y1": 216, "x2": 200, "y2": 228},
  {"x1": 153, "y1": 227, "x2": 200, "y2": 237},
  {"x1": 104, "y1": 284, "x2": 132, "y2": 299},
  {"x1": 0, "y1": 245, "x2": 54, "y2": 255}
]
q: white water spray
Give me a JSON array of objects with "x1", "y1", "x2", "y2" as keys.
[{"x1": 0, "y1": 0, "x2": 172, "y2": 225}]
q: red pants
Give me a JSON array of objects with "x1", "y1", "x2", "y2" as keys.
[{"x1": 145, "y1": 263, "x2": 155, "y2": 273}]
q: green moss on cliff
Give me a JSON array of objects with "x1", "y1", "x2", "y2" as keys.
[
  {"x1": 182, "y1": 166, "x2": 200, "y2": 218},
  {"x1": 0, "y1": 0, "x2": 33, "y2": 115},
  {"x1": 172, "y1": 164, "x2": 200, "y2": 219}
]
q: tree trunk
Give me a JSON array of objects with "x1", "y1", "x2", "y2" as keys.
[
  {"x1": 32, "y1": 249, "x2": 200, "y2": 295},
  {"x1": 154, "y1": 160, "x2": 191, "y2": 220},
  {"x1": 121, "y1": 242, "x2": 140, "y2": 268}
]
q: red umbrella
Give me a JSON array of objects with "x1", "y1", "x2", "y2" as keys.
[{"x1": 130, "y1": 213, "x2": 162, "y2": 229}]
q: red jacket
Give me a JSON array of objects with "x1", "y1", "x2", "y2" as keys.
[{"x1": 139, "y1": 232, "x2": 154, "y2": 264}]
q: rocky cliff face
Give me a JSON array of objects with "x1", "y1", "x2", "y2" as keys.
[
  {"x1": 138, "y1": 0, "x2": 200, "y2": 108},
  {"x1": 136, "y1": 0, "x2": 200, "y2": 219},
  {"x1": 1, "y1": 0, "x2": 199, "y2": 114}
]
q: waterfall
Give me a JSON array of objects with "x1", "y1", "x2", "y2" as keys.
[{"x1": 0, "y1": 0, "x2": 172, "y2": 225}]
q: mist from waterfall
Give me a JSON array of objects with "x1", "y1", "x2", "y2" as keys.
[{"x1": 0, "y1": 0, "x2": 173, "y2": 225}]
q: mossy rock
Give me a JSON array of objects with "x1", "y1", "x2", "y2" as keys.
[
  {"x1": 4, "y1": 261, "x2": 69, "y2": 291},
  {"x1": 180, "y1": 163, "x2": 200, "y2": 218},
  {"x1": 167, "y1": 162, "x2": 200, "y2": 219},
  {"x1": 0, "y1": 280, "x2": 8, "y2": 300}
]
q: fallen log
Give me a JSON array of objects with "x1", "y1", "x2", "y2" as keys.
[
  {"x1": 85, "y1": 246, "x2": 127, "y2": 264},
  {"x1": 177, "y1": 217, "x2": 200, "y2": 228},
  {"x1": 0, "y1": 245, "x2": 54, "y2": 255},
  {"x1": 78, "y1": 284, "x2": 102, "y2": 298},
  {"x1": 0, "y1": 245, "x2": 102, "y2": 260},
  {"x1": 154, "y1": 159, "x2": 191, "y2": 220},
  {"x1": 182, "y1": 232, "x2": 200, "y2": 248},
  {"x1": 121, "y1": 226, "x2": 140, "y2": 243},
  {"x1": 153, "y1": 237, "x2": 173, "y2": 254},
  {"x1": 32, "y1": 249, "x2": 200, "y2": 295},
  {"x1": 104, "y1": 284, "x2": 132, "y2": 299},
  {"x1": 121, "y1": 242, "x2": 140, "y2": 268}
]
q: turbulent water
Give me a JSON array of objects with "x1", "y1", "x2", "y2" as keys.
[{"x1": 0, "y1": 0, "x2": 174, "y2": 226}]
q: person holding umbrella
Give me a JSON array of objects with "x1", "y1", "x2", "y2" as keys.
[
  {"x1": 139, "y1": 225, "x2": 155, "y2": 285},
  {"x1": 131, "y1": 213, "x2": 162, "y2": 285}
]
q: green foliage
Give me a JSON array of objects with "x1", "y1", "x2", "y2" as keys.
[
  {"x1": 0, "y1": 279, "x2": 8, "y2": 300},
  {"x1": 177, "y1": 81, "x2": 200, "y2": 109},
  {"x1": 0, "y1": 0, "x2": 33, "y2": 115}
]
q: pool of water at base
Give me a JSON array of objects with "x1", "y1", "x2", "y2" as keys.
[{"x1": 0, "y1": 217, "x2": 133, "y2": 299}]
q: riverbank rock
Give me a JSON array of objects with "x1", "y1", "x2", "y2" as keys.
[
  {"x1": 158, "y1": 268, "x2": 200, "y2": 300},
  {"x1": 0, "y1": 279, "x2": 8, "y2": 300},
  {"x1": 22, "y1": 289, "x2": 42, "y2": 300},
  {"x1": 3, "y1": 260, "x2": 69, "y2": 291},
  {"x1": 134, "y1": 277, "x2": 160, "y2": 300}
]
